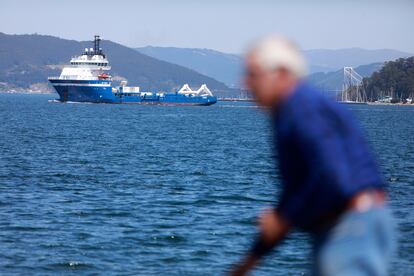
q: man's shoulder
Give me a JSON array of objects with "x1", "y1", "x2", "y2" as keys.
[
  {"x1": 281, "y1": 82, "x2": 352, "y2": 135},
  {"x1": 276, "y1": 82, "x2": 354, "y2": 133},
  {"x1": 285, "y1": 82, "x2": 327, "y2": 120},
  {"x1": 296, "y1": 82, "x2": 333, "y2": 106},
  {"x1": 296, "y1": 82, "x2": 350, "y2": 118}
]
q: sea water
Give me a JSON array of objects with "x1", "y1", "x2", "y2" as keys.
[{"x1": 0, "y1": 93, "x2": 413, "y2": 275}]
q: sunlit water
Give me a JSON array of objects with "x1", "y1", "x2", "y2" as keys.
[{"x1": 0, "y1": 93, "x2": 413, "y2": 275}]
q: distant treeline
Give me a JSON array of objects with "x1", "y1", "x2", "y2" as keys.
[{"x1": 363, "y1": 57, "x2": 414, "y2": 101}]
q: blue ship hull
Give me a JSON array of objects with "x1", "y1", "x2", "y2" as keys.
[{"x1": 49, "y1": 79, "x2": 217, "y2": 106}]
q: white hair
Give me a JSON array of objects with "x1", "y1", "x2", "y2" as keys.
[{"x1": 248, "y1": 35, "x2": 307, "y2": 78}]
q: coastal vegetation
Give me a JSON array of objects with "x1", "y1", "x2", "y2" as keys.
[{"x1": 363, "y1": 57, "x2": 414, "y2": 102}]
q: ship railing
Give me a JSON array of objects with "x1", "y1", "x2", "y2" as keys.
[{"x1": 48, "y1": 76, "x2": 106, "y2": 81}]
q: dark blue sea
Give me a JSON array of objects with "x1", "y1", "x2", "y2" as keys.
[{"x1": 0, "y1": 93, "x2": 413, "y2": 275}]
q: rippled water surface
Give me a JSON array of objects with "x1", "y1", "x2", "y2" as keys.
[{"x1": 0, "y1": 94, "x2": 413, "y2": 275}]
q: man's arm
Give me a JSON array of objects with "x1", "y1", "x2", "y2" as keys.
[{"x1": 230, "y1": 208, "x2": 290, "y2": 276}]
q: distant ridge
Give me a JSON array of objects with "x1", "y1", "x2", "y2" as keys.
[
  {"x1": 305, "y1": 48, "x2": 412, "y2": 73},
  {"x1": 0, "y1": 32, "x2": 230, "y2": 95},
  {"x1": 137, "y1": 46, "x2": 243, "y2": 88},
  {"x1": 308, "y1": 62, "x2": 384, "y2": 92},
  {"x1": 137, "y1": 46, "x2": 412, "y2": 88}
]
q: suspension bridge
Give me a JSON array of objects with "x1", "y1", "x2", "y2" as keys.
[{"x1": 339, "y1": 67, "x2": 367, "y2": 103}]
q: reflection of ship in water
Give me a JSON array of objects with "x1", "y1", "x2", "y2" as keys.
[{"x1": 48, "y1": 36, "x2": 217, "y2": 105}]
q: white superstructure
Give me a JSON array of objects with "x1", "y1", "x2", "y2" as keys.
[{"x1": 56, "y1": 36, "x2": 111, "y2": 81}]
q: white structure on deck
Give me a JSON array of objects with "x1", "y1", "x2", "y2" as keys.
[
  {"x1": 53, "y1": 35, "x2": 111, "y2": 81},
  {"x1": 118, "y1": 80, "x2": 140, "y2": 93},
  {"x1": 178, "y1": 84, "x2": 214, "y2": 96}
]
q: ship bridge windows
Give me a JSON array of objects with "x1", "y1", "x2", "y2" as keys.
[{"x1": 71, "y1": 61, "x2": 107, "y2": 66}]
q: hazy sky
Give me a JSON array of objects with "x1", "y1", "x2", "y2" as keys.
[{"x1": 1, "y1": 0, "x2": 413, "y2": 53}]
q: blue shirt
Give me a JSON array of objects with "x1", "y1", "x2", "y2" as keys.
[{"x1": 274, "y1": 83, "x2": 385, "y2": 232}]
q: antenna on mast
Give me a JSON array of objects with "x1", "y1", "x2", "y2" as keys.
[
  {"x1": 92, "y1": 35, "x2": 105, "y2": 57},
  {"x1": 94, "y1": 35, "x2": 100, "y2": 54}
]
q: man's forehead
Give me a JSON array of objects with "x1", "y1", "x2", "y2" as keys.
[{"x1": 246, "y1": 53, "x2": 261, "y2": 68}]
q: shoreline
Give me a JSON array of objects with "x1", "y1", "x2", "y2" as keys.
[
  {"x1": 1, "y1": 92, "x2": 413, "y2": 107},
  {"x1": 367, "y1": 102, "x2": 414, "y2": 106},
  {"x1": 218, "y1": 98, "x2": 254, "y2": 102},
  {"x1": 0, "y1": 91, "x2": 54, "y2": 95}
]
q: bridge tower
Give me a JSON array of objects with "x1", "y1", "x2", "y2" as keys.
[{"x1": 341, "y1": 67, "x2": 367, "y2": 103}]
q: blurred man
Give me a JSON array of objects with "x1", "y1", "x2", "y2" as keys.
[{"x1": 231, "y1": 36, "x2": 395, "y2": 276}]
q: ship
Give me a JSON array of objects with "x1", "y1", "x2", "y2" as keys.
[{"x1": 48, "y1": 36, "x2": 217, "y2": 106}]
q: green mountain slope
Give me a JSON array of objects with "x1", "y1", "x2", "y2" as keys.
[{"x1": 0, "y1": 32, "x2": 229, "y2": 94}]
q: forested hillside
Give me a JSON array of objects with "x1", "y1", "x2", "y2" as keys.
[{"x1": 363, "y1": 57, "x2": 414, "y2": 101}]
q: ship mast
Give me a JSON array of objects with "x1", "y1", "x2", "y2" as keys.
[{"x1": 93, "y1": 35, "x2": 105, "y2": 57}]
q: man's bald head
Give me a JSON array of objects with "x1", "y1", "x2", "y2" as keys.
[
  {"x1": 245, "y1": 36, "x2": 308, "y2": 108},
  {"x1": 248, "y1": 35, "x2": 307, "y2": 78}
]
